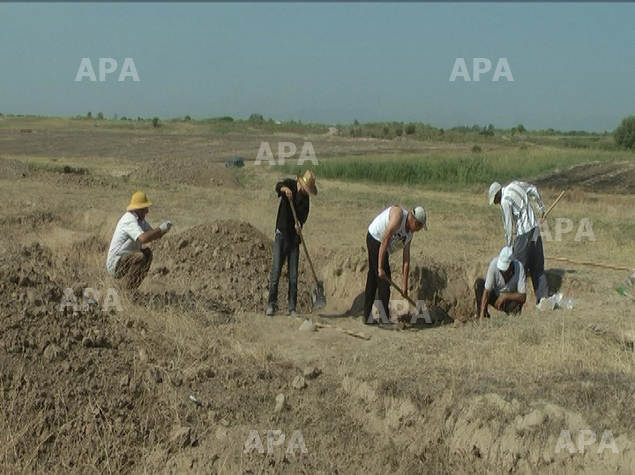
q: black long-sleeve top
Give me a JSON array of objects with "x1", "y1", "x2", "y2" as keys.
[{"x1": 274, "y1": 178, "x2": 310, "y2": 240}]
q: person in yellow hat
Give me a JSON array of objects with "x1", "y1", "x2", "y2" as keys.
[
  {"x1": 106, "y1": 191, "x2": 172, "y2": 290},
  {"x1": 266, "y1": 170, "x2": 317, "y2": 317}
]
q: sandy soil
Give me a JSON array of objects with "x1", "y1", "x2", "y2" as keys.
[{"x1": 2, "y1": 126, "x2": 635, "y2": 474}]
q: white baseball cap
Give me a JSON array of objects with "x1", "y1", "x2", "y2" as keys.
[
  {"x1": 488, "y1": 182, "x2": 502, "y2": 205},
  {"x1": 413, "y1": 206, "x2": 427, "y2": 230},
  {"x1": 497, "y1": 246, "x2": 514, "y2": 272}
]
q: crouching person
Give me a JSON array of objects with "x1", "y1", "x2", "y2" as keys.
[
  {"x1": 106, "y1": 191, "x2": 172, "y2": 291},
  {"x1": 475, "y1": 246, "x2": 526, "y2": 321}
]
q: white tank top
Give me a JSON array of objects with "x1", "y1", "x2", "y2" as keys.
[{"x1": 368, "y1": 206, "x2": 413, "y2": 254}]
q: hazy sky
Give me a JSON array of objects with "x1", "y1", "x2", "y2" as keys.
[{"x1": 1, "y1": 3, "x2": 634, "y2": 131}]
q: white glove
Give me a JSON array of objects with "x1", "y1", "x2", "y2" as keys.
[{"x1": 159, "y1": 220, "x2": 173, "y2": 234}]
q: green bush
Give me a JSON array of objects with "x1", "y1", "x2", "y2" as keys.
[
  {"x1": 614, "y1": 116, "x2": 635, "y2": 149},
  {"x1": 472, "y1": 145, "x2": 482, "y2": 153},
  {"x1": 152, "y1": 117, "x2": 160, "y2": 128},
  {"x1": 405, "y1": 124, "x2": 416, "y2": 135}
]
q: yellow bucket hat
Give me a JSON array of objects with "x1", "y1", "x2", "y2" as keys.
[{"x1": 126, "y1": 191, "x2": 152, "y2": 211}]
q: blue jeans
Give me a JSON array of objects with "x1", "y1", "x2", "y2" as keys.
[{"x1": 267, "y1": 232, "x2": 300, "y2": 312}]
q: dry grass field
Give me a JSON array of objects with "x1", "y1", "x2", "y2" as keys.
[{"x1": 2, "y1": 118, "x2": 635, "y2": 474}]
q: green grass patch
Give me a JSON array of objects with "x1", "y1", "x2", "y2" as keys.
[{"x1": 280, "y1": 149, "x2": 635, "y2": 187}]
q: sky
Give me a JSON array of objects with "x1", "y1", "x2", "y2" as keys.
[{"x1": 0, "y1": 3, "x2": 634, "y2": 131}]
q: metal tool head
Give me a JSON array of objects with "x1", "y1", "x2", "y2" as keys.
[{"x1": 311, "y1": 281, "x2": 327, "y2": 309}]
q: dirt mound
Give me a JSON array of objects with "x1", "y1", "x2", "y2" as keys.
[
  {"x1": 0, "y1": 243, "x2": 142, "y2": 471},
  {"x1": 0, "y1": 242, "x2": 319, "y2": 474},
  {"x1": 0, "y1": 157, "x2": 29, "y2": 179},
  {"x1": 151, "y1": 220, "x2": 312, "y2": 313},
  {"x1": 535, "y1": 160, "x2": 635, "y2": 194},
  {"x1": 136, "y1": 157, "x2": 242, "y2": 188}
]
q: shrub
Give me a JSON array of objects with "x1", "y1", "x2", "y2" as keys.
[
  {"x1": 405, "y1": 124, "x2": 416, "y2": 135},
  {"x1": 219, "y1": 116, "x2": 234, "y2": 122},
  {"x1": 519, "y1": 144, "x2": 528, "y2": 151},
  {"x1": 395, "y1": 127, "x2": 403, "y2": 137},
  {"x1": 152, "y1": 117, "x2": 160, "y2": 128},
  {"x1": 248, "y1": 113, "x2": 264, "y2": 124},
  {"x1": 184, "y1": 114, "x2": 191, "y2": 121},
  {"x1": 472, "y1": 145, "x2": 482, "y2": 153},
  {"x1": 97, "y1": 112, "x2": 104, "y2": 120},
  {"x1": 614, "y1": 116, "x2": 635, "y2": 149}
]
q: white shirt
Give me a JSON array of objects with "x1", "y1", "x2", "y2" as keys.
[
  {"x1": 368, "y1": 206, "x2": 413, "y2": 254},
  {"x1": 500, "y1": 181, "x2": 546, "y2": 247},
  {"x1": 484, "y1": 257, "x2": 526, "y2": 294},
  {"x1": 106, "y1": 211, "x2": 152, "y2": 277}
]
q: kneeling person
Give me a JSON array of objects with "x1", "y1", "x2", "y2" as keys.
[
  {"x1": 475, "y1": 247, "x2": 526, "y2": 320},
  {"x1": 106, "y1": 191, "x2": 172, "y2": 290}
]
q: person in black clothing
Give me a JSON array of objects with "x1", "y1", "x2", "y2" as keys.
[{"x1": 267, "y1": 170, "x2": 317, "y2": 317}]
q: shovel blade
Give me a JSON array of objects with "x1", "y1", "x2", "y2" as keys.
[{"x1": 311, "y1": 282, "x2": 327, "y2": 309}]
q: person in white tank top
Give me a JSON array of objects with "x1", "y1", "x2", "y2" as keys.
[{"x1": 363, "y1": 205, "x2": 427, "y2": 325}]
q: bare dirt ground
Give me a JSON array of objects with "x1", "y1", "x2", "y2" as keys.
[
  {"x1": 2, "y1": 126, "x2": 635, "y2": 474},
  {"x1": 535, "y1": 160, "x2": 635, "y2": 194}
]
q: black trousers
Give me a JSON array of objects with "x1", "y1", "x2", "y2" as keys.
[
  {"x1": 513, "y1": 228, "x2": 548, "y2": 304},
  {"x1": 363, "y1": 233, "x2": 391, "y2": 324},
  {"x1": 267, "y1": 233, "x2": 300, "y2": 312},
  {"x1": 474, "y1": 278, "x2": 523, "y2": 317}
]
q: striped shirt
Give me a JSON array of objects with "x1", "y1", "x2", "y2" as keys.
[{"x1": 500, "y1": 181, "x2": 546, "y2": 247}]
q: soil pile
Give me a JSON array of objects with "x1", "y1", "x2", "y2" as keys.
[
  {"x1": 0, "y1": 243, "x2": 144, "y2": 472},
  {"x1": 0, "y1": 157, "x2": 29, "y2": 179},
  {"x1": 136, "y1": 157, "x2": 242, "y2": 188},
  {"x1": 0, "y1": 241, "x2": 322, "y2": 474},
  {"x1": 151, "y1": 220, "x2": 312, "y2": 314},
  {"x1": 535, "y1": 160, "x2": 635, "y2": 194}
]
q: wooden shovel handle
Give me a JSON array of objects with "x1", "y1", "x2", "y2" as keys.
[
  {"x1": 547, "y1": 256, "x2": 631, "y2": 272},
  {"x1": 543, "y1": 191, "x2": 565, "y2": 219},
  {"x1": 383, "y1": 276, "x2": 419, "y2": 308},
  {"x1": 315, "y1": 322, "x2": 371, "y2": 340},
  {"x1": 287, "y1": 197, "x2": 320, "y2": 285}
]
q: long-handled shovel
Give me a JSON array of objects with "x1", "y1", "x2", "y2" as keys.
[
  {"x1": 382, "y1": 275, "x2": 433, "y2": 323},
  {"x1": 545, "y1": 256, "x2": 635, "y2": 299},
  {"x1": 543, "y1": 190, "x2": 566, "y2": 220},
  {"x1": 383, "y1": 276, "x2": 418, "y2": 308},
  {"x1": 288, "y1": 199, "x2": 326, "y2": 309}
]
